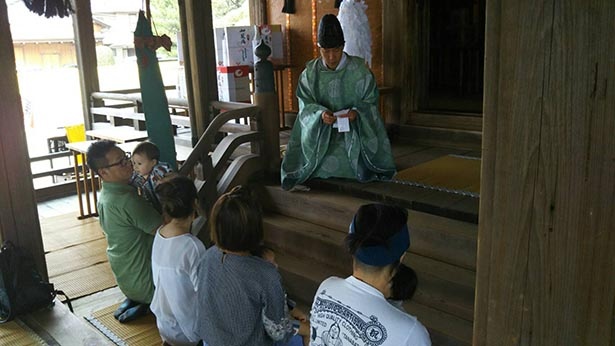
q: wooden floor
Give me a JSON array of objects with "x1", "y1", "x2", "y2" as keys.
[
  {"x1": 22, "y1": 139, "x2": 481, "y2": 345},
  {"x1": 21, "y1": 205, "x2": 125, "y2": 345}
]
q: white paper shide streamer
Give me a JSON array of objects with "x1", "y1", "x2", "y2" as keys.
[{"x1": 337, "y1": 0, "x2": 372, "y2": 67}]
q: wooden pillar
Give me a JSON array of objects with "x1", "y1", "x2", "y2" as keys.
[
  {"x1": 475, "y1": 1, "x2": 615, "y2": 345},
  {"x1": 182, "y1": 0, "x2": 218, "y2": 138},
  {"x1": 72, "y1": 0, "x2": 100, "y2": 130},
  {"x1": 0, "y1": 1, "x2": 48, "y2": 280},
  {"x1": 250, "y1": 0, "x2": 268, "y2": 25},
  {"x1": 253, "y1": 40, "x2": 280, "y2": 177},
  {"x1": 177, "y1": 0, "x2": 198, "y2": 146},
  {"x1": 382, "y1": 0, "x2": 412, "y2": 125}
]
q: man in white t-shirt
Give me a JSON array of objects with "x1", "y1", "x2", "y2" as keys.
[{"x1": 310, "y1": 204, "x2": 431, "y2": 346}]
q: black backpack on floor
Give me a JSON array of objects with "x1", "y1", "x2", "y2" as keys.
[{"x1": 0, "y1": 241, "x2": 72, "y2": 323}]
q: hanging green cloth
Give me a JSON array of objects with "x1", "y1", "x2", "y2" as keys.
[{"x1": 134, "y1": 10, "x2": 177, "y2": 170}]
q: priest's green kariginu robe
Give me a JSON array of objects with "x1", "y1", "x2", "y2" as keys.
[{"x1": 281, "y1": 54, "x2": 396, "y2": 190}]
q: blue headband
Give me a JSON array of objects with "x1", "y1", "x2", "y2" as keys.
[{"x1": 349, "y1": 217, "x2": 410, "y2": 266}]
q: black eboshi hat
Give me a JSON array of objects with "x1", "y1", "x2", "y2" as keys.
[{"x1": 317, "y1": 14, "x2": 345, "y2": 49}]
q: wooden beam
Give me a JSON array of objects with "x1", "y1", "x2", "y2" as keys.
[
  {"x1": 72, "y1": 0, "x2": 100, "y2": 130},
  {"x1": 475, "y1": 0, "x2": 615, "y2": 344},
  {"x1": 178, "y1": 0, "x2": 198, "y2": 146},
  {"x1": 382, "y1": 0, "x2": 413, "y2": 124},
  {"x1": 182, "y1": 0, "x2": 218, "y2": 138},
  {"x1": 250, "y1": 0, "x2": 268, "y2": 25},
  {"x1": 0, "y1": 0, "x2": 48, "y2": 280}
]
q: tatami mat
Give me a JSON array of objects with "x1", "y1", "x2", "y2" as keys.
[
  {"x1": 45, "y1": 238, "x2": 108, "y2": 278},
  {"x1": 41, "y1": 217, "x2": 104, "y2": 253},
  {"x1": 0, "y1": 320, "x2": 46, "y2": 345},
  {"x1": 51, "y1": 262, "x2": 116, "y2": 301},
  {"x1": 393, "y1": 155, "x2": 481, "y2": 197},
  {"x1": 85, "y1": 304, "x2": 161, "y2": 346}
]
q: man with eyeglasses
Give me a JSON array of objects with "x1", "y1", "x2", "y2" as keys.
[
  {"x1": 281, "y1": 14, "x2": 396, "y2": 191},
  {"x1": 86, "y1": 140, "x2": 162, "y2": 323}
]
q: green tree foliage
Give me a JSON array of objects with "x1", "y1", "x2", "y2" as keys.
[
  {"x1": 212, "y1": 0, "x2": 246, "y2": 18},
  {"x1": 148, "y1": 0, "x2": 249, "y2": 57},
  {"x1": 150, "y1": 0, "x2": 180, "y2": 57}
]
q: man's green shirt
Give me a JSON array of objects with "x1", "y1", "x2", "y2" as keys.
[{"x1": 98, "y1": 181, "x2": 162, "y2": 303}]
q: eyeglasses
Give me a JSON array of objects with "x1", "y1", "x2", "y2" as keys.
[{"x1": 101, "y1": 153, "x2": 131, "y2": 169}]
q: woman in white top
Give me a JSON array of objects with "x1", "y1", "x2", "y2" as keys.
[
  {"x1": 151, "y1": 175, "x2": 206, "y2": 346},
  {"x1": 310, "y1": 203, "x2": 431, "y2": 346}
]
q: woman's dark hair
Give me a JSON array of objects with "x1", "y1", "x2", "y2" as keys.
[
  {"x1": 86, "y1": 140, "x2": 117, "y2": 172},
  {"x1": 133, "y1": 141, "x2": 160, "y2": 161},
  {"x1": 345, "y1": 203, "x2": 408, "y2": 256},
  {"x1": 155, "y1": 175, "x2": 197, "y2": 219},
  {"x1": 389, "y1": 264, "x2": 418, "y2": 301},
  {"x1": 209, "y1": 185, "x2": 263, "y2": 253}
]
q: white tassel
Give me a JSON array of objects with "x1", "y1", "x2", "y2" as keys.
[{"x1": 337, "y1": 0, "x2": 372, "y2": 67}]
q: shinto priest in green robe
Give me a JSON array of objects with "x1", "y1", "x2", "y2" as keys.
[{"x1": 281, "y1": 54, "x2": 396, "y2": 190}]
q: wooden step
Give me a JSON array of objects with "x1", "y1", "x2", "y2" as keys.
[
  {"x1": 261, "y1": 185, "x2": 477, "y2": 270},
  {"x1": 411, "y1": 266, "x2": 475, "y2": 321},
  {"x1": 409, "y1": 112, "x2": 483, "y2": 132},
  {"x1": 408, "y1": 210, "x2": 477, "y2": 271},
  {"x1": 399, "y1": 125, "x2": 482, "y2": 151},
  {"x1": 275, "y1": 249, "x2": 346, "y2": 308},
  {"x1": 263, "y1": 212, "x2": 475, "y2": 320},
  {"x1": 260, "y1": 185, "x2": 374, "y2": 231},
  {"x1": 303, "y1": 177, "x2": 479, "y2": 224},
  {"x1": 405, "y1": 301, "x2": 473, "y2": 346},
  {"x1": 263, "y1": 213, "x2": 351, "y2": 273},
  {"x1": 266, "y1": 218, "x2": 476, "y2": 321},
  {"x1": 259, "y1": 186, "x2": 477, "y2": 345}
]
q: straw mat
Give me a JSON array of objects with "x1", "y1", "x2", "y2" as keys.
[
  {"x1": 46, "y1": 238, "x2": 108, "y2": 278},
  {"x1": 85, "y1": 304, "x2": 161, "y2": 346},
  {"x1": 51, "y1": 262, "x2": 116, "y2": 301},
  {"x1": 41, "y1": 217, "x2": 104, "y2": 252},
  {"x1": 0, "y1": 320, "x2": 46, "y2": 345},
  {"x1": 393, "y1": 155, "x2": 481, "y2": 197}
]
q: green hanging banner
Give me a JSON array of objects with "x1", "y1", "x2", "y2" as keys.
[{"x1": 134, "y1": 10, "x2": 177, "y2": 170}]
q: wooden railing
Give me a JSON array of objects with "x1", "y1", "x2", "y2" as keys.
[
  {"x1": 91, "y1": 90, "x2": 265, "y2": 212},
  {"x1": 90, "y1": 90, "x2": 191, "y2": 131},
  {"x1": 178, "y1": 101, "x2": 262, "y2": 213},
  {"x1": 30, "y1": 151, "x2": 73, "y2": 179},
  {"x1": 30, "y1": 150, "x2": 79, "y2": 202}
]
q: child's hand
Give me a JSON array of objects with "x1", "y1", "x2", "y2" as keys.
[
  {"x1": 291, "y1": 307, "x2": 308, "y2": 322},
  {"x1": 302, "y1": 334, "x2": 310, "y2": 346},
  {"x1": 261, "y1": 248, "x2": 278, "y2": 268}
]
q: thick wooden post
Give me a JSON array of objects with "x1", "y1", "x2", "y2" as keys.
[
  {"x1": 382, "y1": 0, "x2": 412, "y2": 125},
  {"x1": 0, "y1": 1, "x2": 48, "y2": 280},
  {"x1": 252, "y1": 40, "x2": 280, "y2": 177},
  {"x1": 475, "y1": 1, "x2": 615, "y2": 345},
  {"x1": 72, "y1": 0, "x2": 100, "y2": 130},
  {"x1": 177, "y1": 0, "x2": 197, "y2": 146},
  {"x1": 249, "y1": 0, "x2": 268, "y2": 25},
  {"x1": 182, "y1": 0, "x2": 218, "y2": 138}
]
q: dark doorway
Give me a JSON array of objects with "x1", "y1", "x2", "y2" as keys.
[{"x1": 421, "y1": 0, "x2": 485, "y2": 113}]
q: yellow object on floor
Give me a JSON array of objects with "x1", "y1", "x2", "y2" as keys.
[
  {"x1": 393, "y1": 155, "x2": 481, "y2": 196},
  {"x1": 85, "y1": 304, "x2": 161, "y2": 346},
  {"x1": 0, "y1": 320, "x2": 46, "y2": 345}
]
